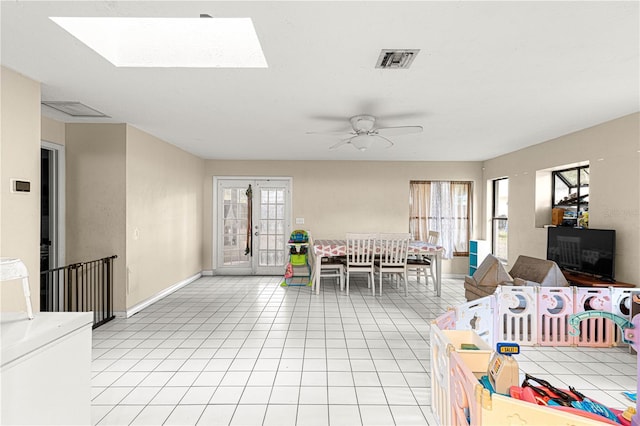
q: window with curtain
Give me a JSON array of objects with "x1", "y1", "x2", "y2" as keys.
[{"x1": 409, "y1": 181, "x2": 472, "y2": 259}]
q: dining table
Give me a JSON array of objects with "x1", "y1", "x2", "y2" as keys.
[{"x1": 311, "y1": 239, "x2": 445, "y2": 296}]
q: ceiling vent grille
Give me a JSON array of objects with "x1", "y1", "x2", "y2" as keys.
[
  {"x1": 375, "y1": 49, "x2": 419, "y2": 69},
  {"x1": 41, "y1": 101, "x2": 109, "y2": 118}
]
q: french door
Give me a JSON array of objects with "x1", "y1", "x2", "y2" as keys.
[{"x1": 215, "y1": 178, "x2": 291, "y2": 275}]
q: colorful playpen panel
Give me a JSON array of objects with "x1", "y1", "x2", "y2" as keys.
[
  {"x1": 430, "y1": 325, "x2": 452, "y2": 426},
  {"x1": 434, "y1": 309, "x2": 456, "y2": 331},
  {"x1": 430, "y1": 285, "x2": 640, "y2": 426},
  {"x1": 455, "y1": 296, "x2": 495, "y2": 346},
  {"x1": 538, "y1": 286, "x2": 574, "y2": 346},
  {"x1": 435, "y1": 286, "x2": 639, "y2": 350},
  {"x1": 449, "y1": 349, "x2": 490, "y2": 426},
  {"x1": 430, "y1": 327, "x2": 493, "y2": 426},
  {"x1": 496, "y1": 287, "x2": 537, "y2": 346},
  {"x1": 611, "y1": 288, "x2": 635, "y2": 346},
  {"x1": 574, "y1": 287, "x2": 614, "y2": 347}
]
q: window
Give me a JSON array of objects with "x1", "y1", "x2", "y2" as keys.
[
  {"x1": 552, "y1": 166, "x2": 589, "y2": 227},
  {"x1": 492, "y1": 178, "x2": 508, "y2": 261},
  {"x1": 409, "y1": 181, "x2": 471, "y2": 258}
]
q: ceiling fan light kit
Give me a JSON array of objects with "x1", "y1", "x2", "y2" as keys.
[{"x1": 350, "y1": 134, "x2": 377, "y2": 151}]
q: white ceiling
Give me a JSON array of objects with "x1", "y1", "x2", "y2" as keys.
[{"x1": 2, "y1": 1, "x2": 638, "y2": 161}]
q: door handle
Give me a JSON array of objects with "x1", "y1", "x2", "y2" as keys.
[{"x1": 255, "y1": 232, "x2": 259, "y2": 236}]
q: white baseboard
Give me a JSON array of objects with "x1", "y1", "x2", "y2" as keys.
[
  {"x1": 125, "y1": 272, "x2": 202, "y2": 318},
  {"x1": 201, "y1": 270, "x2": 214, "y2": 276}
]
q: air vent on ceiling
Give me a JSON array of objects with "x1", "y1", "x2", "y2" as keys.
[
  {"x1": 41, "y1": 101, "x2": 110, "y2": 118},
  {"x1": 375, "y1": 49, "x2": 420, "y2": 69}
]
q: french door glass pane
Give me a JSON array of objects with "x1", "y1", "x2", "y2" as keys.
[
  {"x1": 258, "y1": 187, "x2": 286, "y2": 267},
  {"x1": 222, "y1": 188, "x2": 249, "y2": 266}
]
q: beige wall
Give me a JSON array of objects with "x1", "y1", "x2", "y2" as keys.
[
  {"x1": 65, "y1": 123, "x2": 128, "y2": 310},
  {"x1": 125, "y1": 125, "x2": 204, "y2": 307},
  {"x1": 203, "y1": 160, "x2": 485, "y2": 275},
  {"x1": 41, "y1": 116, "x2": 65, "y2": 145},
  {"x1": 0, "y1": 67, "x2": 41, "y2": 312},
  {"x1": 483, "y1": 113, "x2": 640, "y2": 283},
  {"x1": 64, "y1": 123, "x2": 204, "y2": 312}
]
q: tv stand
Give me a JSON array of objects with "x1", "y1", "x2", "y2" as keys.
[{"x1": 562, "y1": 271, "x2": 635, "y2": 288}]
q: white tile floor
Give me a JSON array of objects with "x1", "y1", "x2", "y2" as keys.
[{"x1": 91, "y1": 276, "x2": 637, "y2": 425}]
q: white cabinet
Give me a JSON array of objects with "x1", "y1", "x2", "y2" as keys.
[
  {"x1": 1, "y1": 312, "x2": 93, "y2": 425},
  {"x1": 469, "y1": 240, "x2": 490, "y2": 276}
]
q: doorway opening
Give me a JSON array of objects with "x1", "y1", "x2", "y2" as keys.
[{"x1": 40, "y1": 142, "x2": 65, "y2": 305}]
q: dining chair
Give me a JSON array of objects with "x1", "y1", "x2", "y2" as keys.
[
  {"x1": 318, "y1": 256, "x2": 345, "y2": 291},
  {"x1": 407, "y1": 230, "x2": 439, "y2": 288},
  {"x1": 374, "y1": 232, "x2": 411, "y2": 296},
  {"x1": 309, "y1": 236, "x2": 344, "y2": 292},
  {"x1": 343, "y1": 232, "x2": 377, "y2": 296}
]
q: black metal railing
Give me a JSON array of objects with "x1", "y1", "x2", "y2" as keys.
[{"x1": 40, "y1": 255, "x2": 117, "y2": 328}]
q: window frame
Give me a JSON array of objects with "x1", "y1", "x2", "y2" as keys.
[
  {"x1": 491, "y1": 177, "x2": 508, "y2": 262},
  {"x1": 551, "y1": 165, "x2": 589, "y2": 227}
]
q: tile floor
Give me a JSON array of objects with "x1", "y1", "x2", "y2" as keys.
[{"x1": 91, "y1": 276, "x2": 637, "y2": 425}]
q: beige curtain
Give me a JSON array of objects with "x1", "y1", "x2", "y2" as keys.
[{"x1": 409, "y1": 181, "x2": 430, "y2": 241}]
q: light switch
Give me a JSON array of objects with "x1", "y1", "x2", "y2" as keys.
[{"x1": 295, "y1": 217, "x2": 304, "y2": 225}]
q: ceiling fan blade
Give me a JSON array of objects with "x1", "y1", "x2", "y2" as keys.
[
  {"x1": 328, "y1": 138, "x2": 353, "y2": 150},
  {"x1": 306, "y1": 130, "x2": 352, "y2": 136},
  {"x1": 375, "y1": 135, "x2": 395, "y2": 148},
  {"x1": 376, "y1": 125, "x2": 423, "y2": 137},
  {"x1": 378, "y1": 112, "x2": 426, "y2": 121},
  {"x1": 309, "y1": 114, "x2": 352, "y2": 122}
]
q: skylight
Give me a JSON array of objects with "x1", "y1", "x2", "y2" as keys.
[{"x1": 50, "y1": 17, "x2": 268, "y2": 68}]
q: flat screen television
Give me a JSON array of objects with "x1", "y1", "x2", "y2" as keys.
[{"x1": 546, "y1": 227, "x2": 616, "y2": 281}]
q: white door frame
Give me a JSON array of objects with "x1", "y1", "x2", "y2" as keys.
[
  {"x1": 212, "y1": 176, "x2": 292, "y2": 275},
  {"x1": 41, "y1": 141, "x2": 66, "y2": 269}
]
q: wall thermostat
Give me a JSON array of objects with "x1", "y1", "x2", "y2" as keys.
[{"x1": 11, "y1": 179, "x2": 31, "y2": 193}]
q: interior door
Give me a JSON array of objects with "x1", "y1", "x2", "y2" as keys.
[{"x1": 215, "y1": 178, "x2": 291, "y2": 275}]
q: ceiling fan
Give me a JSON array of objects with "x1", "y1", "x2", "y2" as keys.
[{"x1": 308, "y1": 115, "x2": 423, "y2": 151}]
